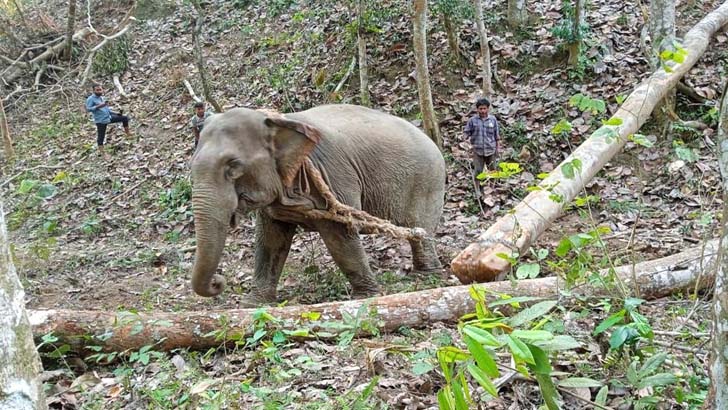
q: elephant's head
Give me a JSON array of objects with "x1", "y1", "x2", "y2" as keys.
[{"x1": 190, "y1": 108, "x2": 321, "y2": 297}]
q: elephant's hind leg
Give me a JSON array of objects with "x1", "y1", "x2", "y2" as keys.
[
  {"x1": 409, "y1": 238, "x2": 442, "y2": 274},
  {"x1": 318, "y1": 221, "x2": 381, "y2": 299}
]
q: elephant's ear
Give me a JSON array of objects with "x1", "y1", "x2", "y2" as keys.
[{"x1": 265, "y1": 116, "x2": 322, "y2": 187}]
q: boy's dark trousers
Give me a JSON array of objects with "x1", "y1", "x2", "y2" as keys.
[
  {"x1": 96, "y1": 112, "x2": 129, "y2": 146},
  {"x1": 472, "y1": 152, "x2": 497, "y2": 199}
]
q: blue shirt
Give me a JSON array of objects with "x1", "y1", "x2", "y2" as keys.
[
  {"x1": 464, "y1": 114, "x2": 499, "y2": 156},
  {"x1": 85, "y1": 94, "x2": 111, "y2": 124}
]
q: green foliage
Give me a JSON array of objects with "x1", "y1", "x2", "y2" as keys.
[
  {"x1": 593, "y1": 298, "x2": 653, "y2": 350},
  {"x1": 433, "y1": 0, "x2": 474, "y2": 20},
  {"x1": 560, "y1": 158, "x2": 582, "y2": 179},
  {"x1": 477, "y1": 162, "x2": 523, "y2": 180},
  {"x1": 551, "y1": 0, "x2": 589, "y2": 43},
  {"x1": 436, "y1": 287, "x2": 579, "y2": 409},
  {"x1": 548, "y1": 225, "x2": 613, "y2": 287},
  {"x1": 659, "y1": 41, "x2": 688, "y2": 73},
  {"x1": 318, "y1": 303, "x2": 383, "y2": 346},
  {"x1": 672, "y1": 139, "x2": 699, "y2": 163},
  {"x1": 93, "y1": 34, "x2": 131, "y2": 75},
  {"x1": 81, "y1": 215, "x2": 102, "y2": 237},
  {"x1": 269, "y1": 0, "x2": 297, "y2": 17},
  {"x1": 568, "y1": 93, "x2": 606, "y2": 115},
  {"x1": 158, "y1": 178, "x2": 193, "y2": 221},
  {"x1": 551, "y1": 119, "x2": 572, "y2": 135}
]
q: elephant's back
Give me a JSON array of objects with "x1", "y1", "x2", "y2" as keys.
[{"x1": 289, "y1": 105, "x2": 446, "y2": 230}]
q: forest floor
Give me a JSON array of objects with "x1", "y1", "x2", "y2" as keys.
[{"x1": 1, "y1": 0, "x2": 726, "y2": 408}]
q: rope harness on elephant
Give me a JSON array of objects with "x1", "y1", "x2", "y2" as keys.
[{"x1": 300, "y1": 158, "x2": 428, "y2": 242}]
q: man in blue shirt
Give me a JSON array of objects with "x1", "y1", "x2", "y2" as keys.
[
  {"x1": 464, "y1": 98, "x2": 500, "y2": 199},
  {"x1": 85, "y1": 84, "x2": 130, "y2": 158}
]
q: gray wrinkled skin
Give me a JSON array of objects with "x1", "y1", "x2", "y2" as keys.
[{"x1": 190, "y1": 104, "x2": 446, "y2": 305}]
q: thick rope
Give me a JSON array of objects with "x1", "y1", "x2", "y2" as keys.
[{"x1": 300, "y1": 158, "x2": 428, "y2": 241}]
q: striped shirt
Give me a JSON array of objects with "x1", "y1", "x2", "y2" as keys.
[{"x1": 464, "y1": 114, "x2": 499, "y2": 156}]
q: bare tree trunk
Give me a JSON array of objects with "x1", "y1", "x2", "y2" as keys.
[
  {"x1": 707, "y1": 80, "x2": 728, "y2": 409},
  {"x1": 442, "y1": 12, "x2": 463, "y2": 67},
  {"x1": 0, "y1": 98, "x2": 14, "y2": 161},
  {"x1": 191, "y1": 0, "x2": 222, "y2": 113},
  {"x1": 1, "y1": 203, "x2": 46, "y2": 410},
  {"x1": 507, "y1": 0, "x2": 528, "y2": 29},
  {"x1": 473, "y1": 0, "x2": 493, "y2": 96},
  {"x1": 64, "y1": 0, "x2": 77, "y2": 60},
  {"x1": 357, "y1": 0, "x2": 370, "y2": 107},
  {"x1": 567, "y1": 0, "x2": 585, "y2": 66},
  {"x1": 412, "y1": 0, "x2": 441, "y2": 148},
  {"x1": 451, "y1": 1, "x2": 728, "y2": 283},
  {"x1": 29, "y1": 241, "x2": 717, "y2": 354},
  {"x1": 649, "y1": 0, "x2": 676, "y2": 125}
]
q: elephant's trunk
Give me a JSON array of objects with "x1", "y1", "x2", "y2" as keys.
[{"x1": 191, "y1": 186, "x2": 232, "y2": 297}]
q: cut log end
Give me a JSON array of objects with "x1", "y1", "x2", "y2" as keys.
[{"x1": 451, "y1": 242, "x2": 513, "y2": 283}]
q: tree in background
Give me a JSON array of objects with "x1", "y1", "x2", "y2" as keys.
[
  {"x1": 649, "y1": 0, "x2": 676, "y2": 126},
  {"x1": 473, "y1": 0, "x2": 492, "y2": 96},
  {"x1": 191, "y1": 0, "x2": 223, "y2": 113},
  {"x1": 552, "y1": 0, "x2": 587, "y2": 67},
  {"x1": 507, "y1": 0, "x2": 528, "y2": 29},
  {"x1": 434, "y1": 0, "x2": 472, "y2": 68},
  {"x1": 413, "y1": 0, "x2": 442, "y2": 148},
  {"x1": 357, "y1": 0, "x2": 371, "y2": 106},
  {"x1": 0, "y1": 202, "x2": 46, "y2": 410},
  {"x1": 63, "y1": 0, "x2": 76, "y2": 60},
  {"x1": 708, "y1": 81, "x2": 728, "y2": 409}
]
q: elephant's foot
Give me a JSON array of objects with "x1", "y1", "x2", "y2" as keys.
[
  {"x1": 351, "y1": 285, "x2": 382, "y2": 300},
  {"x1": 412, "y1": 256, "x2": 443, "y2": 276},
  {"x1": 240, "y1": 288, "x2": 277, "y2": 308}
]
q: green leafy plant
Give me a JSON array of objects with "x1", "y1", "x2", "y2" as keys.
[
  {"x1": 158, "y1": 178, "x2": 193, "y2": 222},
  {"x1": 318, "y1": 303, "x2": 382, "y2": 346},
  {"x1": 93, "y1": 34, "x2": 131, "y2": 75},
  {"x1": 569, "y1": 93, "x2": 606, "y2": 115},
  {"x1": 593, "y1": 297, "x2": 653, "y2": 350},
  {"x1": 673, "y1": 139, "x2": 699, "y2": 163},
  {"x1": 547, "y1": 225, "x2": 613, "y2": 287},
  {"x1": 477, "y1": 162, "x2": 523, "y2": 180},
  {"x1": 436, "y1": 287, "x2": 583, "y2": 409}
]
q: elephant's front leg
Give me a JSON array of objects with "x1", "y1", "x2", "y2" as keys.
[
  {"x1": 246, "y1": 210, "x2": 297, "y2": 306},
  {"x1": 317, "y1": 221, "x2": 381, "y2": 299}
]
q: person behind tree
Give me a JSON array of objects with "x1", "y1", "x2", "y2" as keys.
[
  {"x1": 464, "y1": 97, "x2": 500, "y2": 199},
  {"x1": 190, "y1": 101, "x2": 213, "y2": 149},
  {"x1": 85, "y1": 83, "x2": 130, "y2": 159}
]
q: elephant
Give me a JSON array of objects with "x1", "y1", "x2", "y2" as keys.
[{"x1": 189, "y1": 104, "x2": 446, "y2": 305}]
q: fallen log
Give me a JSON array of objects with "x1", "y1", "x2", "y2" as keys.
[
  {"x1": 2, "y1": 28, "x2": 92, "y2": 86},
  {"x1": 29, "y1": 240, "x2": 718, "y2": 353},
  {"x1": 451, "y1": 1, "x2": 728, "y2": 283}
]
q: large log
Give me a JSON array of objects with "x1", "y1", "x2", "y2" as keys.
[
  {"x1": 29, "y1": 241, "x2": 718, "y2": 353},
  {"x1": 451, "y1": 1, "x2": 728, "y2": 283}
]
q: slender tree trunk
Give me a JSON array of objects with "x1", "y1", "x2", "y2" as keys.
[
  {"x1": 442, "y1": 12, "x2": 463, "y2": 67},
  {"x1": 567, "y1": 0, "x2": 584, "y2": 66},
  {"x1": 64, "y1": 0, "x2": 77, "y2": 60},
  {"x1": 0, "y1": 99, "x2": 14, "y2": 161},
  {"x1": 507, "y1": 0, "x2": 528, "y2": 29},
  {"x1": 357, "y1": 0, "x2": 370, "y2": 107},
  {"x1": 707, "y1": 81, "x2": 728, "y2": 409},
  {"x1": 10, "y1": 0, "x2": 29, "y2": 31},
  {"x1": 0, "y1": 203, "x2": 47, "y2": 410},
  {"x1": 191, "y1": 0, "x2": 222, "y2": 113},
  {"x1": 649, "y1": 0, "x2": 676, "y2": 125},
  {"x1": 451, "y1": 1, "x2": 728, "y2": 283},
  {"x1": 412, "y1": 0, "x2": 441, "y2": 148},
  {"x1": 473, "y1": 0, "x2": 493, "y2": 96}
]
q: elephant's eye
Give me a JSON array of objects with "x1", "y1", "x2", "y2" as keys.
[{"x1": 226, "y1": 159, "x2": 246, "y2": 179}]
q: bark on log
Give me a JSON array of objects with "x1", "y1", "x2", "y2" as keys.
[
  {"x1": 1, "y1": 203, "x2": 46, "y2": 410},
  {"x1": 2, "y1": 28, "x2": 92, "y2": 86},
  {"x1": 451, "y1": 1, "x2": 728, "y2": 284},
  {"x1": 29, "y1": 240, "x2": 717, "y2": 354}
]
